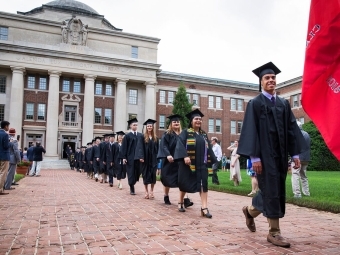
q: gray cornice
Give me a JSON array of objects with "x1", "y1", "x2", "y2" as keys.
[
  {"x1": 277, "y1": 76, "x2": 302, "y2": 88},
  {"x1": 157, "y1": 71, "x2": 258, "y2": 90},
  {"x1": 0, "y1": 11, "x2": 160, "y2": 43},
  {"x1": 0, "y1": 41, "x2": 161, "y2": 70}
]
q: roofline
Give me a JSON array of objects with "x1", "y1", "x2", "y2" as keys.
[
  {"x1": 277, "y1": 76, "x2": 302, "y2": 88},
  {"x1": 157, "y1": 71, "x2": 258, "y2": 90},
  {"x1": 17, "y1": 5, "x2": 122, "y2": 31},
  {"x1": 0, "y1": 11, "x2": 160, "y2": 43}
]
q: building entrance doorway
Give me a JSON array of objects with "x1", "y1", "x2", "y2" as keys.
[{"x1": 63, "y1": 142, "x2": 75, "y2": 159}]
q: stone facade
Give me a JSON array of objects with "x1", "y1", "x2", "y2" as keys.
[{"x1": 0, "y1": 1, "x2": 309, "y2": 158}]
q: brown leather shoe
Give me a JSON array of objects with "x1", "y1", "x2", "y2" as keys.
[
  {"x1": 267, "y1": 234, "x2": 291, "y2": 248},
  {"x1": 242, "y1": 206, "x2": 256, "y2": 232}
]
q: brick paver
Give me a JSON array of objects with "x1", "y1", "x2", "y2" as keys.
[{"x1": 1, "y1": 169, "x2": 339, "y2": 254}]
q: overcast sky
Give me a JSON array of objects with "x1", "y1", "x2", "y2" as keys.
[{"x1": 2, "y1": 0, "x2": 311, "y2": 84}]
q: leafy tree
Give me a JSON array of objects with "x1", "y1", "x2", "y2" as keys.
[
  {"x1": 303, "y1": 121, "x2": 340, "y2": 171},
  {"x1": 172, "y1": 82, "x2": 193, "y2": 128}
]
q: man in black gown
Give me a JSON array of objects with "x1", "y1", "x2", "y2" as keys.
[
  {"x1": 105, "y1": 133, "x2": 118, "y2": 187},
  {"x1": 121, "y1": 118, "x2": 143, "y2": 195},
  {"x1": 99, "y1": 134, "x2": 110, "y2": 183},
  {"x1": 238, "y1": 62, "x2": 307, "y2": 248},
  {"x1": 92, "y1": 137, "x2": 101, "y2": 182}
]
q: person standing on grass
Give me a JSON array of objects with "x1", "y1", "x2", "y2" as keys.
[
  {"x1": 238, "y1": 62, "x2": 307, "y2": 248},
  {"x1": 210, "y1": 137, "x2": 222, "y2": 185},
  {"x1": 29, "y1": 142, "x2": 46, "y2": 177},
  {"x1": 0, "y1": 121, "x2": 10, "y2": 195},
  {"x1": 291, "y1": 121, "x2": 311, "y2": 198},
  {"x1": 221, "y1": 153, "x2": 227, "y2": 171},
  {"x1": 227, "y1": 141, "x2": 241, "y2": 186}
]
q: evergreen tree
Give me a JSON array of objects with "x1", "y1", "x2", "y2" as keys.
[
  {"x1": 172, "y1": 82, "x2": 193, "y2": 128},
  {"x1": 303, "y1": 121, "x2": 340, "y2": 171}
]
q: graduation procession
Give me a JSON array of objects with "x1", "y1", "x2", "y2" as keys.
[{"x1": 56, "y1": 61, "x2": 311, "y2": 249}]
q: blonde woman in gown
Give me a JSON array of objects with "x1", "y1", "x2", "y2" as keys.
[{"x1": 227, "y1": 140, "x2": 242, "y2": 186}]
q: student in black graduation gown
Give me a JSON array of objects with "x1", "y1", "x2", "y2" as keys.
[
  {"x1": 105, "y1": 133, "x2": 118, "y2": 187},
  {"x1": 121, "y1": 118, "x2": 143, "y2": 195},
  {"x1": 174, "y1": 109, "x2": 216, "y2": 217},
  {"x1": 238, "y1": 62, "x2": 307, "y2": 248},
  {"x1": 85, "y1": 142, "x2": 93, "y2": 178},
  {"x1": 92, "y1": 137, "x2": 101, "y2": 182},
  {"x1": 115, "y1": 131, "x2": 126, "y2": 189},
  {"x1": 99, "y1": 134, "x2": 110, "y2": 183},
  {"x1": 135, "y1": 119, "x2": 159, "y2": 199},
  {"x1": 157, "y1": 114, "x2": 193, "y2": 207},
  {"x1": 74, "y1": 147, "x2": 81, "y2": 172},
  {"x1": 69, "y1": 149, "x2": 75, "y2": 170},
  {"x1": 78, "y1": 146, "x2": 86, "y2": 173}
]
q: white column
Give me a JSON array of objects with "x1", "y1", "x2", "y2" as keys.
[
  {"x1": 9, "y1": 66, "x2": 25, "y2": 140},
  {"x1": 82, "y1": 74, "x2": 97, "y2": 143},
  {"x1": 114, "y1": 79, "x2": 128, "y2": 131},
  {"x1": 44, "y1": 71, "x2": 61, "y2": 159},
  {"x1": 144, "y1": 81, "x2": 157, "y2": 120}
]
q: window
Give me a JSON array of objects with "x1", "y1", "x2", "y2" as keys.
[
  {"x1": 292, "y1": 94, "x2": 300, "y2": 107},
  {"x1": 208, "y1": 96, "x2": 214, "y2": 108},
  {"x1": 237, "y1": 121, "x2": 243, "y2": 134},
  {"x1": 65, "y1": 106, "x2": 76, "y2": 122},
  {"x1": 0, "y1": 105, "x2": 4, "y2": 121},
  {"x1": 216, "y1": 96, "x2": 222, "y2": 109},
  {"x1": 129, "y1": 89, "x2": 138, "y2": 104},
  {"x1": 186, "y1": 93, "x2": 190, "y2": 102},
  {"x1": 192, "y1": 94, "x2": 199, "y2": 106},
  {"x1": 39, "y1": 77, "x2": 47, "y2": 90},
  {"x1": 0, "y1": 27, "x2": 8, "y2": 40},
  {"x1": 0, "y1": 76, "x2": 6, "y2": 93},
  {"x1": 26, "y1": 103, "x2": 34, "y2": 120},
  {"x1": 216, "y1": 119, "x2": 221, "y2": 132},
  {"x1": 105, "y1": 83, "x2": 112, "y2": 96},
  {"x1": 94, "y1": 108, "x2": 102, "y2": 124},
  {"x1": 208, "y1": 119, "x2": 214, "y2": 133},
  {"x1": 131, "y1": 46, "x2": 138, "y2": 58},
  {"x1": 37, "y1": 104, "x2": 46, "y2": 120},
  {"x1": 168, "y1": 91, "x2": 174, "y2": 104},
  {"x1": 62, "y1": 79, "x2": 70, "y2": 92},
  {"x1": 299, "y1": 117, "x2": 305, "y2": 124},
  {"x1": 95, "y1": 82, "x2": 102, "y2": 95},
  {"x1": 73, "y1": 80, "x2": 81, "y2": 93},
  {"x1": 231, "y1": 121, "x2": 236, "y2": 134},
  {"x1": 104, "y1": 109, "x2": 112, "y2": 124},
  {"x1": 159, "y1": 90, "x2": 166, "y2": 104},
  {"x1": 159, "y1": 115, "x2": 165, "y2": 129},
  {"x1": 231, "y1": 98, "x2": 244, "y2": 111},
  {"x1": 27, "y1": 76, "x2": 35, "y2": 89}
]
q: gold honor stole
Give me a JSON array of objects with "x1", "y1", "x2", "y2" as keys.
[{"x1": 186, "y1": 129, "x2": 213, "y2": 175}]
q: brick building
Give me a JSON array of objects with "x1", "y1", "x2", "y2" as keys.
[{"x1": 0, "y1": 0, "x2": 309, "y2": 158}]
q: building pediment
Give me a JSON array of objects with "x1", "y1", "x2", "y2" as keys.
[
  {"x1": 61, "y1": 15, "x2": 88, "y2": 46},
  {"x1": 61, "y1": 93, "x2": 81, "y2": 102}
]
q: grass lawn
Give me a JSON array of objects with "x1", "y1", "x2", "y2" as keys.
[
  {"x1": 209, "y1": 170, "x2": 340, "y2": 213},
  {"x1": 14, "y1": 174, "x2": 25, "y2": 182}
]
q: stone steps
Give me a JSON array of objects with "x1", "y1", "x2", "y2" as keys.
[{"x1": 40, "y1": 159, "x2": 70, "y2": 169}]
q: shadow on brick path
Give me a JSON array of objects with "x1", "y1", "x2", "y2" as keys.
[{"x1": 0, "y1": 169, "x2": 339, "y2": 254}]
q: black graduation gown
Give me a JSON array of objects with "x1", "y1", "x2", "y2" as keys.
[
  {"x1": 99, "y1": 141, "x2": 108, "y2": 174},
  {"x1": 92, "y1": 145, "x2": 100, "y2": 173},
  {"x1": 237, "y1": 94, "x2": 308, "y2": 218},
  {"x1": 85, "y1": 147, "x2": 93, "y2": 173},
  {"x1": 120, "y1": 132, "x2": 142, "y2": 186},
  {"x1": 135, "y1": 136, "x2": 159, "y2": 185},
  {"x1": 115, "y1": 143, "x2": 126, "y2": 180},
  {"x1": 174, "y1": 129, "x2": 216, "y2": 193},
  {"x1": 105, "y1": 142, "x2": 116, "y2": 177},
  {"x1": 157, "y1": 132, "x2": 179, "y2": 188}
]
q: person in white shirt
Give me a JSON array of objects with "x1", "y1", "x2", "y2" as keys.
[{"x1": 210, "y1": 137, "x2": 222, "y2": 185}]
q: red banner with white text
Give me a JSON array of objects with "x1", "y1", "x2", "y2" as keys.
[{"x1": 302, "y1": 0, "x2": 340, "y2": 160}]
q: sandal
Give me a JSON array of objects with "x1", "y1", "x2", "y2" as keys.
[
  {"x1": 144, "y1": 192, "x2": 149, "y2": 199},
  {"x1": 149, "y1": 191, "x2": 154, "y2": 199}
]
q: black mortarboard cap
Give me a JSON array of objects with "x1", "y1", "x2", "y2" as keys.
[
  {"x1": 127, "y1": 118, "x2": 138, "y2": 126},
  {"x1": 167, "y1": 114, "x2": 181, "y2": 121},
  {"x1": 116, "y1": 131, "x2": 125, "y2": 136},
  {"x1": 185, "y1": 109, "x2": 204, "y2": 120},
  {"x1": 86, "y1": 142, "x2": 91, "y2": 145},
  {"x1": 143, "y1": 119, "x2": 157, "y2": 125},
  {"x1": 102, "y1": 133, "x2": 111, "y2": 137},
  {"x1": 252, "y1": 62, "x2": 281, "y2": 92},
  {"x1": 94, "y1": 136, "x2": 102, "y2": 141},
  {"x1": 81, "y1": 146, "x2": 87, "y2": 148},
  {"x1": 107, "y1": 133, "x2": 116, "y2": 137}
]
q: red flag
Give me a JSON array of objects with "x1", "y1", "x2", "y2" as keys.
[{"x1": 302, "y1": 0, "x2": 340, "y2": 160}]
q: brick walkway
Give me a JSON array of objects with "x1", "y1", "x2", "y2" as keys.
[{"x1": 0, "y1": 170, "x2": 339, "y2": 255}]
